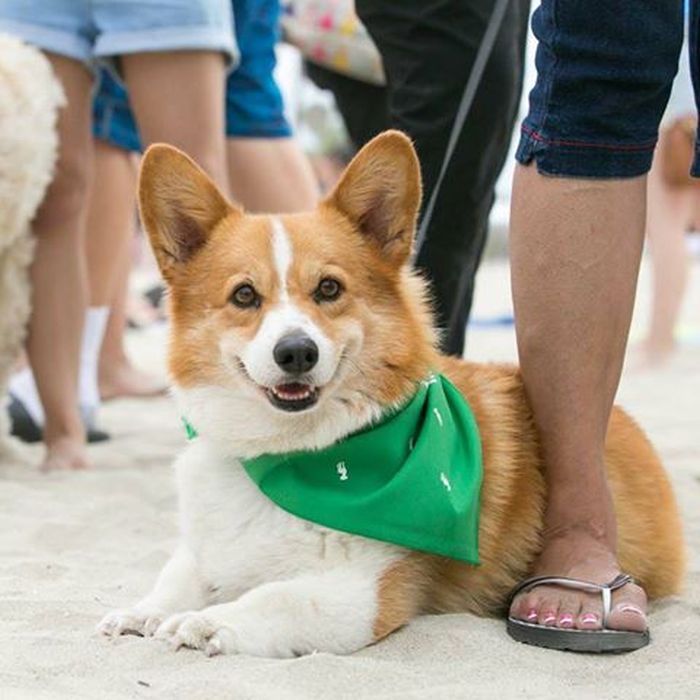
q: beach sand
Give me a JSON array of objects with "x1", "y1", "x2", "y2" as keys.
[{"x1": 1, "y1": 261, "x2": 698, "y2": 700}]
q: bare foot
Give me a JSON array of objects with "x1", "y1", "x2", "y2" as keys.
[
  {"x1": 41, "y1": 436, "x2": 90, "y2": 471},
  {"x1": 99, "y1": 361, "x2": 168, "y2": 401},
  {"x1": 509, "y1": 527, "x2": 648, "y2": 632}
]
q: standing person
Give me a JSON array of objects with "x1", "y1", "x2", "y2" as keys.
[
  {"x1": 0, "y1": 1, "x2": 235, "y2": 470},
  {"x1": 87, "y1": 0, "x2": 318, "y2": 398},
  {"x1": 506, "y1": 1, "x2": 687, "y2": 651},
  {"x1": 634, "y1": 21, "x2": 697, "y2": 369},
  {"x1": 7, "y1": 0, "x2": 319, "y2": 439},
  {"x1": 307, "y1": 0, "x2": 531, "y2": 355}
]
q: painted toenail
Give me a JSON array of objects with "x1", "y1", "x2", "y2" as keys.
[
  {"x1": 617, "y1": 605, "x2": 644, "y2": 616},
  {"x1": 526, "y1": 609, "x2": 538, "y2": 621},
  {"x1": 559, "y1": 614, "x2": 574, "y2": 628},
  {"x1": 581, "y1": 613, "x2": 599, "y2": 626},
  {"x1": 542, "y1": 613, "x2": 557, "y2": 625}
]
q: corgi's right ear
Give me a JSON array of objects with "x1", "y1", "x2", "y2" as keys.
[{"x1": 138, "y1": 144, "x2": 239, "y2": 282}]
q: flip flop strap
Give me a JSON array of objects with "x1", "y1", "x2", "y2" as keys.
[{"x1": 509, "y1": 573, "x2": 634, "y2": 626}]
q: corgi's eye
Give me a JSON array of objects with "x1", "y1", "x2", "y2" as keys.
[
  {"x1": 314, "y1": 277, "x2": 343, "y2": 303},
  {"x1": 230, "y1": 283, "x2": 260, "y2": 309}
]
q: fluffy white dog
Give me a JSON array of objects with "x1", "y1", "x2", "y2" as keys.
[{"x1": 0, "y1": 33, "x2": 64, "y2": 461}]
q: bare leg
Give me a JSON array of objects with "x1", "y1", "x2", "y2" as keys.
[
  {"x1": 509, "y1": 164, "x2": 648, "y2": 632},
  {"x1": 85, "y1": 140, "x2": 135, "y2": 306},
  {"x1": 121, "y1": 51, "x2": 229, "y2": 191},
  {"x1": 83, "y1": 141, "x2": 166, "y2": 399},
  {"x1": 98, "y1": 239, "x2": 167, "y2": 400},
  {"x1": 226, "y1": 138, "x2": 318, "y2": 212},
  {"x1": 28, "y1": 55, "x2": 92, "y2": 470},
  {"x1": 638, "y1": 151, "x2": 692, "y2": 366}
]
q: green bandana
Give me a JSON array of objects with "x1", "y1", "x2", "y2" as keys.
[{"x1": 184, "y1": 374, "x2": 482, "y2": 563}]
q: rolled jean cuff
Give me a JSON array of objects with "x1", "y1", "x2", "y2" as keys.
[{"x1": 515, "y1": 124, "x2": 657, "y2": 179}]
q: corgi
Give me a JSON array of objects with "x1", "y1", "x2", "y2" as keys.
[{"x1": 98, "y1": 131, "x2": 684, "y2": 658}]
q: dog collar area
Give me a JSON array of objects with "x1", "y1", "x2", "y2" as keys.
[{"x1": 181, "y1": 373, "x2": 483, "y2": 563}]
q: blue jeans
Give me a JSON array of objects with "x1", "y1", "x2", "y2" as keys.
[{"x1": 516, "y1": 0, "x2": 694, "y2": 178}]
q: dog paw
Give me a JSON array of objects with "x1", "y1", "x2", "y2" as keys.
[
  {"x1": 97, "y1": 608, "x2": 165, "y2": 638},
  {"x1": 155, "y1": 611, "x2": 238, "y2": 656}
]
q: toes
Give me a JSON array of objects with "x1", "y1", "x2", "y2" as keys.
[
  {"x1": 535, "y1": 587, "x2": 560, "y2": 627},
  {"x1": 576, "y1": 595, "x2": 603, "y2": 631},
  {"x1": 537, "y1": 605, "x2": 559, "y2": 627},
  {"x1": 142, "y1": 615, "x2": 163, "y2": 637},
  {"x1": 607, "y1": 583, "x2": 648, "y2": 633},
  {"x1": 172, "y1": 615, "x2": 215, "y2": 650},
  {"x1": 97, "y1": 609, "x2": 149, "y2": 637},
  {"x1": 509, "y1": 591, "x2": 542, "y2": 623},
  {"x1": 555, "y1": 592, "x2": 581, "y2": 629},
  {"x1": 156, "y1": 612, "x2": 219, "y2": 652},
  {"x1": 155, "y1": 613, "x2": 187, "y2": 639},
  {"x1": 97, "y1": 613, "x2": 121, "y2": 637}
]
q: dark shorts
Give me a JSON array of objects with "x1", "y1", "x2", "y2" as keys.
[
  {"x1": 516, "y1": 0, "x2": 696, "y2": 178},
  {"x1": 92, "y1": 0, "x2": 291, "y2": 152}
]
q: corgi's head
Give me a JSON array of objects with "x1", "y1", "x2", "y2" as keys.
[{"x1": 139, "y1": 131, "x2": 438, "y2": 455}]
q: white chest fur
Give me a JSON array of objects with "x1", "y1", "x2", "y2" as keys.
[{"x1": 175, "y1": 440, "x2": 402, "y2": 605}]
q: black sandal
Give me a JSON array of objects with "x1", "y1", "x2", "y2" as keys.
[
  {"x1": 8, "y1": 395, "x2": 110, "y2": 444},
  {"x1": 507, "y1": 573, "x2": 649, "y2": 653}
]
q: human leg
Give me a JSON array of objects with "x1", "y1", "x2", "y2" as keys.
[
  {"x1": 510, "y1": 168, "x2": 650, "y2": 632},
  {"x1": 640, "y1": 146, "x2": 693, "y2": 365},
  {"x1": 98, "y1": 240, "x2": 168, "y2": 400},
  {"x1": 26, "y1": 55, "x2": 93, "y2": 469},
  {"x1": 120, "y1": 51, "x2": 230, "y2": 191},
  {"x1": 226, "y1": 138, "x2": 317, "y2": 212},
  {"x1": 508, "y1": 0, "x2": 683, "y2": 641},
  {"x1": 356, "y1": 0, "x2": 530, "y2": 355},
  {"x1": 223, "y1": 0, "x2": 317, "y2": 211}
]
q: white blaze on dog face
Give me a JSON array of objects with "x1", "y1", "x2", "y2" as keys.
[{"x1": 233, "y1": 217, "x2": 343, "y2": 412}]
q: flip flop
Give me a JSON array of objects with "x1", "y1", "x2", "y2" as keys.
[
  {"x1": 507, "y1": 573, "x2": 649, "y2": 653},
  {"x1": 8, "y1": 395, "x2": 110, "y2": 444}
]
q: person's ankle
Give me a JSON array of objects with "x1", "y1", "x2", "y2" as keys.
[
  {"x1": 43, "y1": 419, "x2": 85, "y2": 445},
  {"x1": 542, "y1": 479, "x2": 617, "y2": 549}
]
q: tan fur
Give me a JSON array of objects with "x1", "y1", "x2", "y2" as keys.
[{"x1": 139, "y1": 131, "x2": 686, "y2": 648}]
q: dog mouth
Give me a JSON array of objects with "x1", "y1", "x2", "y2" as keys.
[{"x1": 264, "y1": 382, "x2": 320, "y2": 412}]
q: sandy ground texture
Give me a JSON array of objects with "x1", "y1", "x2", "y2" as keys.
[{"x1": 1, "y1": 260, "x2": 699, "y2": 700}]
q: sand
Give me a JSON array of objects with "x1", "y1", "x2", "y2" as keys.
[{"x1": 1, "y1": 261, "x2": 699, "y2": 700}]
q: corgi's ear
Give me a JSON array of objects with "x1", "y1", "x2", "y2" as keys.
[
  {"x1": 325, "y1": 130, "x2": 422, "y2": 266},
  {"x1": 138, "y1": 144, "x2": 239, "y2": 281}
]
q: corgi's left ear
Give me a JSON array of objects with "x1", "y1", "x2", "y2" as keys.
[
  {"x1": 138, "y1": 144, "x2": 240, "y2": 282},
  {"x1": 325, "y1": 130, "x2": 422, "y2": 266}
]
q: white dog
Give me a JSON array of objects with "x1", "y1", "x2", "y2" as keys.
[{"x1": 0, "y1": 34, "x2": 64, "y2": 461}]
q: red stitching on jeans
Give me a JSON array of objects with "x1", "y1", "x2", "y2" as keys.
[{"x1": 522, "y1": 124, "x2": 656, "y2": 152}]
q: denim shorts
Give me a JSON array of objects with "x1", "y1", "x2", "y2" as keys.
[
  {"x1": 0, "y1": 0, "x2": 237, "y2": 68},
  {"x1": 93, "y1": 0, "x2": 291, "y2": 151},
  {"x1": 516, "y1": 0, "x2": 696, "y2": 178}
]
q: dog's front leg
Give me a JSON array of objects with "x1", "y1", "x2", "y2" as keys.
[
  {"x1": 156, "y1": 558, "x2": 421, "y2": 658},
  {"x1": 98, "y1": 545, "x2": 206, "y2": 638}
]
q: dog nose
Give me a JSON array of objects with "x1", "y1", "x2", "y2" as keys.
[{"x1": 273, "y1": 332, "x2": 319, "y2": 374}]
